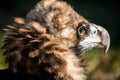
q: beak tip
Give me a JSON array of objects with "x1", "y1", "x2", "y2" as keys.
[
  {"x1": 104, "y1": 47, "x2": 108, "y2": 53},
  {"x1": 104, "y1": 43, "x2": 110, "y2": 54},
  {"x1": 102, "y1": 28, "x2": 110, "y2": 54}
]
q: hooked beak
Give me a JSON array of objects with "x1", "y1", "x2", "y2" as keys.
[
  {"x1": 93, "y1": 23, "x2": 110, "y2": 53},
  {"x1": 79, "y1": 23, "x2": 110, "y2": 53}
]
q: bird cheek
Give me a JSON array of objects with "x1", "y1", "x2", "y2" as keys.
[
  {"x1": 79, "y1": 40, "x2": 97, "y2": 50},
  {"x1": 78, "y1": 35, "x2": 102, "y2": 50}
]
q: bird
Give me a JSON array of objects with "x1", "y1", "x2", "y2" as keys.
[{"x1": 0, "y1": 0, "x2": 110, "y2": 80}]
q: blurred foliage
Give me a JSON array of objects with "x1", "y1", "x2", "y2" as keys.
[
  {"x1": 0, "y1": 0, "x2": 120, "y2": 80},
  {"x1": 83, "y1": 48, "x2": 120, "y2": 80},
  {"x1": 0, "y1": 33, "x2": 8, "y2": 69}
]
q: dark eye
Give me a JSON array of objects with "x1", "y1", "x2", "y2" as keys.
[{"x1": 78, "y1": 24, "x2": 87, "y2": 35}]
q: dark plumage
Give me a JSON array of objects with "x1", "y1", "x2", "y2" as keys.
[{"x1": 1, "y1": 0, "x2": 110, "y2": 80}]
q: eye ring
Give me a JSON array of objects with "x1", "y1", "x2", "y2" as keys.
[{"x1": 78, "y1": 24, "x2": 87, "y2": 35}]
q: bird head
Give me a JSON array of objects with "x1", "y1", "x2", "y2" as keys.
[
  {"x1": 56, "y1": 21, "x2": 110, "y2": 54},
  {"x1": 26, "y1": 0, "x2": 110, "y2": 54},
  {"x1": 76, "y1": 23, "x2": 110, "y2": 53}
]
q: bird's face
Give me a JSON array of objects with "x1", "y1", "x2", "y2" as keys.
[
  {"x1": 76, "y1": 22, "x2": 110, "y2": 53},
  {"x1": 58, "y1": 22, "x2": 110, "y2": 54}
]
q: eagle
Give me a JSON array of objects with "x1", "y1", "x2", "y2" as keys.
[{"x1": 1, "y1": 0, "x2": 110, "y2": 80}]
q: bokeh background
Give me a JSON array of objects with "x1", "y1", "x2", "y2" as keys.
[{"x1": 0, "y1": 0, "x2": 120, "y2": 80}]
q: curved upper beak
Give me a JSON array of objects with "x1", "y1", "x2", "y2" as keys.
[{"x1": 94, "y1": 23, "x2": 110, "y2": 53}]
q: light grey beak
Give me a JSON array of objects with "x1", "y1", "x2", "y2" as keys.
[{"x1": 93, "y1": 23, "x2": 110, "y2": 53}]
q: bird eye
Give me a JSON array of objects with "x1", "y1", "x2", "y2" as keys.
[{"x1": 78, "y1": 24, "x2": 87, "y2": 35}]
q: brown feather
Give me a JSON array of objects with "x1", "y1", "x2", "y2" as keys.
[{"x1": 2, "y1": 0, "x2": 88, "y2": 80}]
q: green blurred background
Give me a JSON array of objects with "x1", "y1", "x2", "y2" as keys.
[{"x1": 0, "y1": 0, "x2": 120, "y2": 80}]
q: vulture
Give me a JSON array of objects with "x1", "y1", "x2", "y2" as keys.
[{"x1": 0, "y1": 0, "x2": 110, "y2": 80}]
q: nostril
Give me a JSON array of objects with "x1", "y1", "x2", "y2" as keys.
[
  {"x1": 97, "y1": 30, "x2": 102, "y2": 36},
  {"x1": 94, "y1": 31, "x2": 96, "y2": 34}
]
